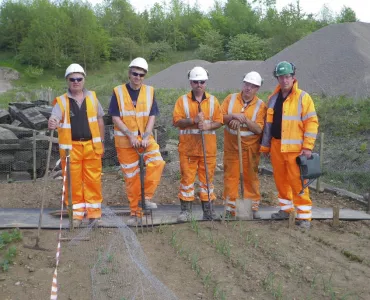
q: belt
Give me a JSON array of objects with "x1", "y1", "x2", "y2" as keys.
[{"x1": 72, "y1": 137, "x2": 92, "y2": 141}]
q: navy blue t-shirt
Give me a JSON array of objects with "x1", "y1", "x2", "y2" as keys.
[{"x1": 108, "y1": 83, "x2": 159, "y2": 117}]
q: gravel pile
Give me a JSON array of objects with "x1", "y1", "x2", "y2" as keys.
[{"x1": 147, "y1": 22, "x2": 370, "y2": 98}]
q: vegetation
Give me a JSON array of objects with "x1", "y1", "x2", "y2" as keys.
[
  {"x1": 0, "y1": 229, "x2": 22, "y2": 272},
  {"x1": 0, "y1": 0, "x2": 358, "y2": 73}
]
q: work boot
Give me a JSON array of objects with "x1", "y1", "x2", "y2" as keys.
[
  {"x1": 177, "y1": 200, "x2": 192, "y2": 222},
  {"x1": 271, "y1": 210, "x2": 290, "y2": 220},
  {"x1": 220, "y1": 210, "x2": 234, "y2": 221},
  {"x1": 126, "y1": 216, "x2": 142, "y2": 226},
  {"x1": 144, "y1": 200, "x2": 157, "y2": 209},
  {"x1": 202, "y1": 201, "x2": 217, "y2": 220},
  {"x1": 296, "y1": 220, "x2": 311, "y2": 230},
  {"x1": 88, "y1": 218, "x2": 102, "y2": 228},
  {"x1": 72, "y1": 219, "x2": 82, "y2": 228},
  {"x1": 253, "y1": 210, "x2": 261, "y2": 220}
]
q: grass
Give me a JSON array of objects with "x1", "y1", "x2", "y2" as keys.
[{"x1": 0, "y1": 229, "x2": 22, "y2": 272}]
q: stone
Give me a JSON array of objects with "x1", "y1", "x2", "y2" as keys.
[
  {"x1": 0, "y1": 127, "x2": 18, "y2": 144},
  {"x1": 20, "y1": 136, "x2": 49, "y2": 149},
  {"x1": 12, "y1": 161, "x2": 29, "y2": 171},
  {"x1": 35, "y1": 106, "x2": 52, "y2": 119},
  {"x1": 8, "y1": 105, "x2": 19, "y2": 120},
  {"x1": 0, "y1": 124, "x2": 34, "y2": 138},
  {"x1": 9, "y1": 101, "x2": 35, "y2": 109},
  {"x1": 0, "y1": 143, "x2": 20, "y2": 150},
  {"x1": 0, "y1": 109, "x2": 11, "y2": 124},
  {"x1": 11, "y1": 119, "x2": 22, "y2": 127},
  {"x1": 17, "y1": 107, "x2": 48, "y2": 130},
  {"x1": 11, "y1": 171, "x2": 32, "y2": 181}
]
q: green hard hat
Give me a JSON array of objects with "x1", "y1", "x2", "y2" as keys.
[{"x1": 274, "y1": 61, "x2": 295, "y2": 77}]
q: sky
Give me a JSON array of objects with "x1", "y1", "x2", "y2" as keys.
[{"x1": 89, "y1": 0, "x2": 370, "y2": 23}]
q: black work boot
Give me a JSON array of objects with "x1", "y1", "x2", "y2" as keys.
[
  {"x1": 177, "y1": 200, "x2": 192, "y2": 222},
  {"x1": 202, "y1": 201, "x2": 217, "y2": 220}
]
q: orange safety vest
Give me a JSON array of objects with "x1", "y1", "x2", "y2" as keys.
[
  {"x1": 54, "y1": 91, "x2": 103, "y2": 157},
  {"x1": 113, "y1": 84, "x2": 154, "y2": 148},
  {"x1": 260, "y1": 81, "x2": 319, "y2": 153},
  {"x1": 174, "y1": 92, "x2": 222, "y2": 157},
  {"x1": 223, "y1": 93, "x2": 266, "y2": 151}
]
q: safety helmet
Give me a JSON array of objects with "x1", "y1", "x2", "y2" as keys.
[
  {"x1": 273, "y1": 61, "x2": 296, "y2": 77},
  {"x1": 188, "y1": 66, "x2": 209, "y2": 81},
  {"x1": 243, "y1": 71, "x2": 263, "y2": 87},
  {"x1": 129, "y1": 57, "x2": 148, "y2": 72},
  {"x1": 65, "y1": 63, "x2": 86, "y2": 78}
]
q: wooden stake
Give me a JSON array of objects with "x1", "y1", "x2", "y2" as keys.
[
  {"x1": 60, "y1": 237, "x2": 90, "y2": 242},
  {"x1": 154, "y1": 128, "x2": 158, "y2": 143},
  {"x1": 66, "y1": 149, "x2": 73, "y2": 231},
  {"x1": 289, "y1": 211, "x2": 296, "y2": 229},
  {"x1": 33, "y1": 130, "x2": 37, "y2": 182},
  {"x1": 316, "y1": 132, "x2": 324, "y2": 192},
  {"x1": 333, "y1": 206, "x2": 340, "y2": 227}
]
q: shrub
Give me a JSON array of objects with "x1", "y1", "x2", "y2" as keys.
[
  {"x1": 110, "y1": 37, "x2": 140, "y2": 61},
  {"x1": 195, "y1": 29, "x2": 224, "y2": 62},
  {"x1": 147, "y1": 41, "x2": 173, "y2": 62},
  {"x1": 227, "y1": 33, "x2": 268, "y2": 60}
]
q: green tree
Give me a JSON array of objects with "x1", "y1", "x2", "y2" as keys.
[
  {"x1": 110, "y1": 36, "x2": 139, "y2": 61},
  {"x1": 336, "y1": 6, "x2": 358, "y2": 23},
  {"x1": 227, "y1": 33, "x2": 268, "y2": 60},
  {"x1": 196, "y1": 29, "x2": 224, "y2": 62}
]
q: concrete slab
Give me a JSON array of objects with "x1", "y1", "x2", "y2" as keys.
[{"x1": 1, "y1": 205, "x2": 370, "y2": 229}]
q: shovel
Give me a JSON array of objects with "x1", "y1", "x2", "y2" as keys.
[{"x1": 235, "y1": 126, "x2": 253, "y2": 220}]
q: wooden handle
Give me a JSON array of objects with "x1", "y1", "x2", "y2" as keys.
[{"x1": 237, "y1": 126, "x2": 244, "y2": 199}]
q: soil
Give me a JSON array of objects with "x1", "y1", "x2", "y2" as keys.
[{"x1": 1, "y1": 171, "x2": 369, "y2": 300}]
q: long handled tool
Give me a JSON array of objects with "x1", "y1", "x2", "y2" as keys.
[
  {"x1": 66, "y1": 149, "x2": 74, "y2": 230},
  {"x1": 235, "y1": 126, "x2": 253, "y2": 219},
  {"x1": 198, "y1": 104, "x2": 214, "y2": 220},
  {"x1": 24, "y1": 129, "x2": 54, "y2": 251}
]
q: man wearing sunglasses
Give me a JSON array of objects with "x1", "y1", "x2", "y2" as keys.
[
  {"x1": 260, "y1": 61, "x2": 319, "y2": 229},
  {"x1": 221, "y1": 71, "x2": 267, "y2": 220},
  {"x1": 48, "y1": 63, "x2": 105, "y2": 228},
  {"x1": 109, "y1": 57, "x2": 165, "y2": 225},
  {"x1": 173, "y1": 66, "x2": 223, "y2": 221}
]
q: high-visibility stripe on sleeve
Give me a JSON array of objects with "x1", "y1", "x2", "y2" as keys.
[
  {"x1": 304, "y1": 132, "x2": 317, "y2": 138},
  {"x1": 302, "y1": 111, "x2": 317, "y2": 121},
  {"x1": 92, "y1": 137, "x2": 101, "y2": 143},
  {"x1": 182, "y1": 95, "x2": 190, "y2": 118},
  {"x1": 88, "y1": 116, "x2": 97, "y2": 122},
  {"x1": 59, "y1": 144, "x2": 72, "y2": 150},
  {"x1": 281, "y1": 139, "x2": 303, "y2": 145},
  {"x1": 228, "y1": 93, "x2": 238, "y2": 115}
]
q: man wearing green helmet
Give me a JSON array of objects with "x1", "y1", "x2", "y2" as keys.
[{"x1": 260, "y1": 61, "x2": 319, "y2": 229}]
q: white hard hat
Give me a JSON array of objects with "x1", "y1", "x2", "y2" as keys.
[
  {"x1": 129, "y1": 57, "x2": 148, "y2": 72},
  {"x1": 188, "y1": 66, "x2": 208, "y2": 81},
  {"x1": 243, "y1": 71, "x2": 263, "y2": 87},
  {"x1": 65, "y1": 63, "x2": 85, "y2": 78}
]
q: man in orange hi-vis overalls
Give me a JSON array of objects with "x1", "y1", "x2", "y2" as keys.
[
  {"x1": 221, "y1": 72, "x2": 267, "y2": 220},
  {"x1": 260, "y1": 61, "x2": 319, "y2": 229},
  {"x1": 173, "y1": 66, "x2": 223, "y2": 222},
  {"x1": 109, "y1": 57, "x2": 165, "y2": 226},
  {"x1": 48, "y1": 63, "x2": 105, "y2": 228}
]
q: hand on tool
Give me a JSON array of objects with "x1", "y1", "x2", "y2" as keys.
[
  {"x1": 198, "y1": 120, "x2": 211, "y2": 131},
  {"x1": 141, "y1": 137, "x2": 150, "y2": 148},
  {"x1": 129, "y1": 135, "x2": 141, "y2": 148},
  {"x1": 194, "y1": 112, "x2": 204, "y2": 124},
  {"x1": 228, "y1": 119, "x2": 241, "y2": 130},
  {"x1": 232, "y1": 113, "x2": 247, "y2": 123},
  {"x1": 48, "y1": 116, "x2": 59, "y2": 130},
  {"x1": 300, "y1": 148, "x2": 312, "y2": 158}
]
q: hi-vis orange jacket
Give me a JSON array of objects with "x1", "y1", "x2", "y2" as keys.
[
  {"x1": 113, "y1": 84, "x2": 155, "y2": 148},
  {"x1": 221, "y1": 93, "x2": 266, "y2": 152},
  {"x1": 260, "y1": 81, "x2": 318, "y2": 153},
  {"x1": 54, "y1": 91, "x2": 103, "y2": 157},
  {"x1": 173, "y1": 92, "x2": 223, "y2": 157}
]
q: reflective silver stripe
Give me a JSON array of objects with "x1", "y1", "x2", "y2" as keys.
[
  {"x1": 182, "y1": 95, "x2": 190, "y2": 118},
  {"x1": 297, "y1": 91, "x2": 306, "y2": 117},
  {"x1": 200, "y1": 188, "x2": 214, "y2": 194},
  {"x1": 227, "y1": 200, "x2": 236, "y2": 205},
  {"x1": 281, "y1": 139, "x2": 303, "y2": 145},
  {"x1": 121, "y1": 161, "x2": 139, "y2": 169},
  {"x1": 228, "y1": 93, "x2": 238, "y2": 115},
  {"x1": 59, "y1": 123, "x2": 71, "y2": 129},
  {"x1": 86, "y1": 203, "x2": 101, "y2": 209},
  {"x1": 116, "y1": 86, "x2": 125, "y2": 117},
  {"x1": 252, "y1": 99, "x2": 263, "y2": 121},
  {"x1": 92, "y1": 137, "x2": 101, "y2": 143},
  {"x1": 297, "y1": 205, "x2": 312, "y2": 211},
  {"x1": 282, "y1": 116, "x2": 301, "y2": 121},
  {"x1": 59, "y1": 144, "x2": 72, "y2": 150},
  {"x1": 136, "y1": 111, "x2": 150, "y2": 117},
  {"x1": 181, "y1": 190, "x2": 194, "y2": 197},
  {"x1": 114, "y1": 130, "x2": 138, "y2": 137},
  {"x1": 304, "y1": 132, "x2": 317, "y2": 138},
  {"x1": 180, "y1": 183, "x2": 194, "y2": 190},
  {"x1": 268, "y1": 93, "x2": 279, "y2": 109},
  {"x1": 226, "y1": 207, "x2": 236, "y2": 212},
  {"x1": 209, "y1": 95, "x2": 214, "y2": 120},
  {"x1": 73, "y1": 203, "x2": 86, "y2": 209},
  {"x1": 302, "y1": 111, "x2": 317, "y2": 121},
  {"x1": 124, "y1": 168, "x2": 140, "y2": 178},
  {"x1": 88, "y1": 116, "x2": 97, "y2": 122},
  {"x1": 225, "y1": 126, "x2": 254, "y2": 137},
  {"x1": 296, "y1": 213, "x2": 312, "y2": 219},
  {"x1": 73, "y1": 211, "x2": 85, "y2": 216},
  {"x1": 146, "y1": 156, "x2": 163, "y2": 164},
  {"x1": 144, "y1": 150, "x2": 160, "y2": 157},
  {"x1": 60, "y1": 94, "x2": 70, "y2": 129},
  {"x1": 179, "y1": 129, "x2": 216, "y2": 135},
  {"x1": 278, "y1": 198, "x2": 292, "y2": 204},
  {"x1": 121, "y1": 111, "x2": 136, "y2": 116},
  {"x1": 281, "y1": 204, "x2": 294, "y2": 210},
  {"x1": 146, "y1": 85, "x2": 152, "y2": 114}
]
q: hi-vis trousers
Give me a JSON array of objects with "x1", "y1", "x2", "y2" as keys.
[
  {"x1": 178, "y1": 154, "x2": 216, "y2": 202},
  {"x1": 61, "y1": 140, "x2": 102, "y2": 220},
  {"x1": 270, "y1": 138, "x2": 312, "y2": 220},
  {"x1": 117, "y1": 142, "x2": 165, "y2": 216}
]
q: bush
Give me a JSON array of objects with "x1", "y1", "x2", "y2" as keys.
[
  {"x1": 196, "y1": 44, "x2": 222, "y2": 62},
  {"x1": 110, "y1": 37, "x2": 140, "y2": 61},
  {"x1": 195, "y1": 30, "x2": 224, "y2": 62},
  {"x1": 24, "y1": 65, "x2": 44, "y2": 79},
  {"x1": 147, "y1": 41, "x2": 173, "y2": 62},
  {"x1": 227, "y1": 33, "x2": 268, "y2": 60}
]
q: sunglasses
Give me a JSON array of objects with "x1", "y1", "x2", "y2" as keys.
[
  {"x1": 131, "y1": 71, "x2": 146, "y2": 78},
  {"x1": 192, "y1": 80, "x2": 206, "y2": 85},
  {"x1": 69, "y1": 77, "x2": 84, "y2": 82}
]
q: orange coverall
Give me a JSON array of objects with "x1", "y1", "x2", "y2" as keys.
[
  {"x1": 221, "y1": 93, "x2": 267, "y2": 215},
  {"x1": 260, "y1": 81, "x2": 319, "y2": 220},
  {"x1": 173, "y1": 92, "x2": 223, "y2": 202}
]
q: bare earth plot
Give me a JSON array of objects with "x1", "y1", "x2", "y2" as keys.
[{"x1": 1, "y1": 173, "x2": 370, "y2": 300}]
